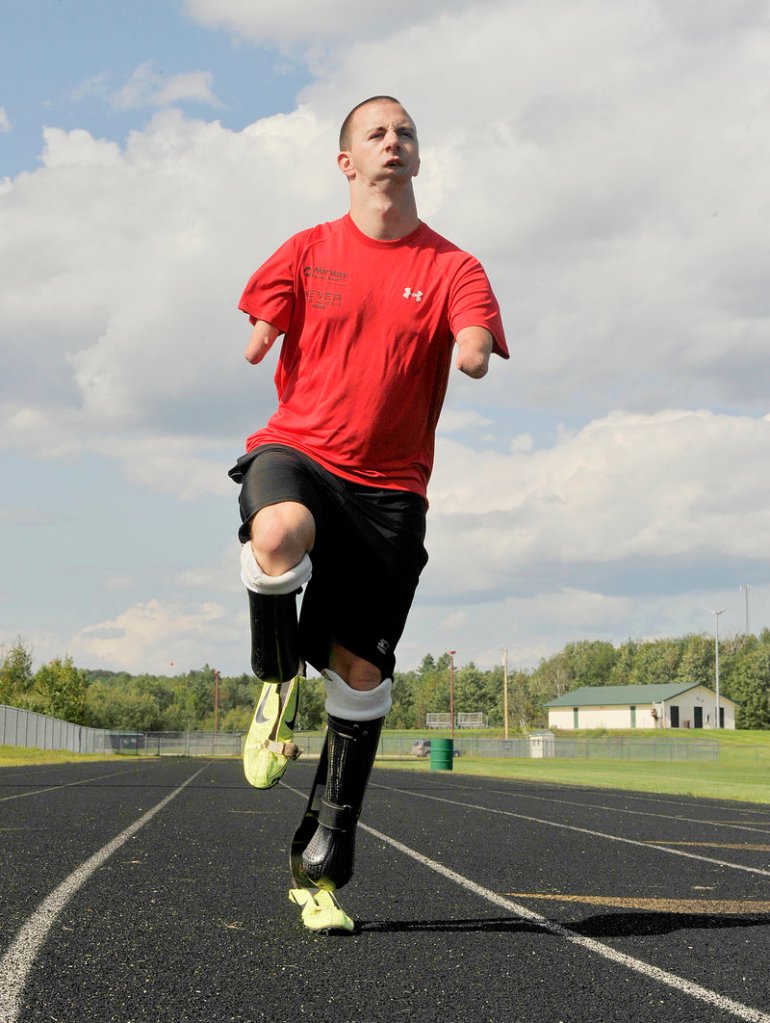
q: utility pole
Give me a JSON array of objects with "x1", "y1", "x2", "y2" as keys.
[
  {"x1": 708, "y1": 610, "x2": 727, "y2": 729},
  {"x1": 213, "y1": 669, "x2": 221, "y2": 734},
  {"x1": 502, "y1": 647, "x2": 510, "y2": 740},
  {"x1": 448, "y1": 650, "x2": 456, "y2": 739},
  {"x1": 740, "y1": 584, "x2": 751, "y2": 635}
]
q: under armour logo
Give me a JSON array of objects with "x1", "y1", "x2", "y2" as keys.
[{"x1": 403, "y1": 287, "x2": 423, "y2": 302}]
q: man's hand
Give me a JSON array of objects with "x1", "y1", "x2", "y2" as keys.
[
  {"x1": 245, "y1": 319, "x2": 281, "y2": 364},
  {"x1": 454, "y1": 326, "x2": 494, "y2": 378}
]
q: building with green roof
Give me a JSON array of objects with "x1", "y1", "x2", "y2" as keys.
[{"x1": 545, "y1": 682, "x2": 736, "y2": 730}]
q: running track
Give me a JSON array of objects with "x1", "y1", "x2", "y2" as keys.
[{"x1": 2, "y1": 758, "x2": 770, "y2": 1022}]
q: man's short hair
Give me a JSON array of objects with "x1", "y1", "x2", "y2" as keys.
[{"x1": 339, "y1": 95, "x2": 405, "y2": 151}]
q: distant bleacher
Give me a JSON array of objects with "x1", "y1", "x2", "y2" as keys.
[{"x1": 426, "y1": 712, "x2": 488, "y2": 729}]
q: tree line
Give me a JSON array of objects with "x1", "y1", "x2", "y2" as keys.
[{"x1": 2, "y1": 629, "x2": 769, "y2": 733}]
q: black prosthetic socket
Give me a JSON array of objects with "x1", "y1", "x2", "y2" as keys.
[
  {"x1": 247, "y1": 588, "x2": 299, "y2": 681},
  {"x1": 300, "y1": 714, "x2": 383, "y2": 891}
]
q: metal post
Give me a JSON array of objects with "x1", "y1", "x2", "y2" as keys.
[
  {"x1": 213, "y1": 669, "x2": 221, "y2": 734},
  {"x1": 448, "y1": 650, "x2": 456, "y2": 739},
  {"x1": 740, "y1": 585, "x2": 751, "y2": 635},
  {"x1": 502, "y1": 647, "x2": 510, "y2": 740},
  {"x1": 709, "y1": 608, "x2": 727, "y2": 729}
]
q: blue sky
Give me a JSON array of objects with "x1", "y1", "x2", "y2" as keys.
[
  {"x1": 1, "y1": 1, "x2": 308, "y2": 176},
  {"x1": 3, "y1": 0, "x2": 770, "y2": 678}
]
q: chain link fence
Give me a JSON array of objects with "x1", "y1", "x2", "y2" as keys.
[
  {"x1": 296, "y1": 733, "x2": 720, "y2": 762},
  {"x1": 2, "y1": 704, "x2": 719, "y2": 762},
  {"x1": 0, "y1": 704, "x2": 241, "y2": 757}
]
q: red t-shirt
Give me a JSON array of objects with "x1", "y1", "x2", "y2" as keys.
[{"x1": 239, "y1": 214, "x2": 508, "y2": 498}]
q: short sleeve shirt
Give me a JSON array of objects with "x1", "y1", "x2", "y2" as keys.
[{"x1": 239, "y1": 214, "x2": 507, "y2": 498}]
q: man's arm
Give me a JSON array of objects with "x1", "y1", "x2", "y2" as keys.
[
  {"x1": 245, "y1": 319, "x2": 282, "y2": 364},
  {"x1": 454, "y1": 325, "x2": 494, "y2": 379}
]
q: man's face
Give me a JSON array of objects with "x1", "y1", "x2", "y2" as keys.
[{"x1": 339, "y1": 100, "x2": 420, "y2": 184}]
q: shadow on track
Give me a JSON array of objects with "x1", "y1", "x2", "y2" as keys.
[
  {"x1": 357, "y1": 917, "x2": 544, "y2": 934},
  {"x1": 570, "y1": 912, "x2": 770, "y2": 938},
  {"x1": 357, "y1": 912, "x2": 770, "y2": 938}
]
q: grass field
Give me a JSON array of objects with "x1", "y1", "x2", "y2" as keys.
[
  {"x1": 2, "y1": 729, "x2": 769, "y2": 804},
  {"x1": 377, "y1": 728, "x2": 770, "y2": 805},
  {"x1": 0, "y1": 746, "x2": 124, "y2": 767}
]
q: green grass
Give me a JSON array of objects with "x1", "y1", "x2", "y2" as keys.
[
  {"x1": 377, "y1": 728, "x2": 770, "y2": 805},
  {"x1": 0, "y1": 744, "x2": 125, "y2": 767},
  {"x1": 3, "y1": 729, "x2": 769, "y2": 805}
]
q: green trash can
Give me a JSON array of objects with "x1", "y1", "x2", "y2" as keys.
[{"x1": 430, "y1": 737, "x2": 454, "y2": 771}]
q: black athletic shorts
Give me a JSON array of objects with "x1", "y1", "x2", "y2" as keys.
[{"x1": 228, "y1": 444, "x2": 428, "y2": 678}]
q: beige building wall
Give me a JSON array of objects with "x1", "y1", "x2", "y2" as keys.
[
  {"x1": 663, "y1": 687, "x2": 736, "y2": 729},
  {"x1": 548, "y1": 686, "x2": 736, "y2": 730}
]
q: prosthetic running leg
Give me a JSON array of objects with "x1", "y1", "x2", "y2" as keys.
[
  {"x1": 288, "y1": 738, "x2": 355, "y2": 932},
  {"x1": 289, "y1": 669, "x2": 391, "y2": 932},
  {"x1": 241, "y1": 544, "x2": 312, "y2": 789}
]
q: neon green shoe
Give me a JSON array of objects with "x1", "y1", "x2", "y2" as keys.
[
  {"x1": 243, "y1": 677, "x2": 302, "y2": 789},
  {"x1": 288, "y1": 888, "x2": 355, "y2": 933}
]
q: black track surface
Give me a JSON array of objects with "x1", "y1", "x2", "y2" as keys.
[{"x1": 2, "y1": 757, "x2": 770, "y2": 1022}]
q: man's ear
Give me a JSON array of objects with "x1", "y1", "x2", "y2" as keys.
[{"x1": 337, "y1": 151, "x2": 355, "y2": 180}]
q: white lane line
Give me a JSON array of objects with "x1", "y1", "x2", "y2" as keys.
[
  {"x1": 474, "y1": 786, "x2": 770, "y2": 838},
  {"x1": 0, "y1": 765, "x2": 155, "y2": 803},
  {"x1": 358, "y1": 821, "x2": 770, "y2": 1023},
  {"x1": 0, "y1": 765, "x2": 207, "y2": 1023},
  {"x1": 381, "y1": 785, "x2": 770, "y2": 879}
]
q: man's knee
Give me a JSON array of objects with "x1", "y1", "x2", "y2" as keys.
[
  {"x1": 328, "y1": 644, "x2": 381, "y2": 692},
  {"x1": 322, "y1": 668, "x2": 392, "y2": 721},
  {"x1": 250, "y1": 501, "x2": 315, "y2": 575}
]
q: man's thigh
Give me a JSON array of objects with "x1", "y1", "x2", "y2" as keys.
[{"x1": 300, "y1": 487, "x2": 428, "y2": 679}]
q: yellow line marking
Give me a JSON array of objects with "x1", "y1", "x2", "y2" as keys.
[
  {"x1": 505, "y1": 893, "x2": 770, "y2": 914},
  {"x1": 647, "y1": 841, "x2": 770, "y2": 851}
]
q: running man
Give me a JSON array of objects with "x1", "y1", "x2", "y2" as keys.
[{"x1": 229, "y1": 96, "x2": 508, "y2": 930}]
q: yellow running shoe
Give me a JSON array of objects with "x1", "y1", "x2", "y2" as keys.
[
  {"x1": 243, "y1": 677, "x2": 301, "y2": 789},
  {"x1": 288, "y1": 888, "x2": 355, "y2": 933}
]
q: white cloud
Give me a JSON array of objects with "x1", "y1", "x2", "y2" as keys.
[
  {"x1": 0, "y1": 107, "x2": 337, "y2": 478},
  {"x1": 184, "y1": 0, "x2": 475, "y2": 46},
  {"x1": 5, "y1": 0, "x2": 770, "y2": 676},
  {"x1": 0, "y1": 107, "x2": 11, "y2": 133},
  {"x1": 111, "y1": 62, "x2": 219, "y2": 111},
  {"x1": 300, "y1": 0, "x2": 770, "y2": 416},
  {"x1": 70, "y1": 598, "x2": 229, "y2": 673},
  {"x1": 68, "y1": 74, "x2": 109, "y2": 102},
  {"x1": 423, "y1": 409, "x2": 770, "y2": 600}
]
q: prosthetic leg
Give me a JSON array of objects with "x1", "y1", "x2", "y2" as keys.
[
  {"x1": 241, "y1": 544, "x2": 312, "y2": 789},
  {"x1": 289, "y1": 669, "x2": 391, "y2": 932}
]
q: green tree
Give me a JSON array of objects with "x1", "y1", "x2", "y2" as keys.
[
  {"x1": 390, "y1": 671, "x2": 418, "y2": 729},
  {"x1": 454, "y1": 663, "x2": 486, "y2": 717},
  {"x1": 296, "y1": 677, "x2": 325, "y2": 731},
  {"x1": 609, "y1": 640, "x2": 639, "y2": 685},
  {"x1": 32, "y1": 657, "x2": 87, "y2": 723},
  {"x1": 562, "y1": 640, "x2": 618, "y2": 686},
  {"x1": 83, "y1": 682, "x2": 163, "y2": 731},
  {"x1": 675, "y1": 634, "x2": 714, "y2": 685},
  {"x1": 219, "y1": 706, "x2": 253, "y2": 732},
  {"x1": 0, "y1": 638, "x2": 35, "y2": 707},
  {"x1": 507, "y1": 670, "x2": 538, "y2": 731},
  {"x1": 625, "y1": 638, "x2": 683, "y2": 685},
  {"x1": 725, "y1": 647, "x2": 770, "y2": 729}
]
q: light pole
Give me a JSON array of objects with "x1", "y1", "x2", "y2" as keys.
[
  {"x1": 502, "y1": 647, "x2": 510, "y2": 740},
  {"x1": 448, "y1": 650, "x2": 456, "y2": 739},
  {"x1": 708, "y1": 609, "x2": 727, "y2": 729},
  {"x1": 213, "y1": 669, "x2": 221, "y2": 734},
  {"x1": 740, "y1": 584, "x2": 751, "y2": 635}
]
